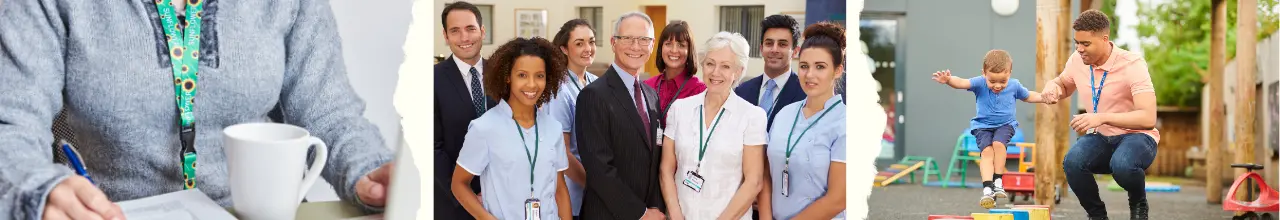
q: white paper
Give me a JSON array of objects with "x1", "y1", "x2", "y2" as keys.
[{"x1": 117, "y1": 189, "x2": 238, "y2": 220}]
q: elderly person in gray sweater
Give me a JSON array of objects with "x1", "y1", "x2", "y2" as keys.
[{"x1": 0, "y1": 0, "x2": 396, "y2": 219}]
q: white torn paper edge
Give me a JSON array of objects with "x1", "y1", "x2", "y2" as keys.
[{"x1": 117, "y1": 189, "x2": 238, "y2": 220}]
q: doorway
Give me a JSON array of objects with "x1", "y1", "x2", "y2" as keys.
[
  {"x1": 644, "y1": 5, "x2": 667, "y2": 78},
  {"x1": 860, "y1": 13, "x2": 905, "y2": 165}
]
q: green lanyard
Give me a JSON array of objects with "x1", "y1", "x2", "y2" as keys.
[
  {"x1": 513, "y1": 118, "x2": 540, "y2": 196},
  {"x1": 659, "y1": 75, "x2": 694, "y2": 122},
  {"x1": 155, "y1": 0, "x2": 204, "y2": 190},
  {"x1": 696, "y1": 105, "x2": 726, "y2": 171},
  {"x1": 568, "y1": 71, "x2": 592, "y2": 92},
  {"x1": 784, "y1": 99, "x2": 843, "y2": 165}
]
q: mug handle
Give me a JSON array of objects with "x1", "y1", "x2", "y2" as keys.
[{"x1": 297, "y1": 137, "x2": 329, "y2": 203}]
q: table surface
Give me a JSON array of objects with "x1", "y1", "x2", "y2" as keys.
[{"x1": 227, "y1": 201, "x2": 370, "y2": 220}]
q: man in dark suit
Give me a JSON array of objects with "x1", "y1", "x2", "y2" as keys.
[
  {"x1": 735, "y1": 14, "x2": 806, "y2": 132},
  {"x1": 576, "y1": 12, "x2": 666, "y2": 220},
  {"x1": 433, "y1": 2, "x2": 494, "y2": 219}
]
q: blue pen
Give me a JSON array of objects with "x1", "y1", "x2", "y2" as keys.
[{"x1": 59, "y1": 141, "x2": 94, "y2": 184}]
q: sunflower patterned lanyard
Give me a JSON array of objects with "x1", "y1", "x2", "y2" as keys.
[{"x1": 155, "y1": 0, "x2": 204, "y2": 190}]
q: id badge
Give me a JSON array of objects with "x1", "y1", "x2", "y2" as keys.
[
  {"x1": 781, "y1": 167, "x2": 791, "y2": 197},
  {"x1": 655, "y1": 128, "x2": 664, "y2": 144},
  {"x1": 682, "y1": 170, "x2": 704, "y2": 192},
  {"x1": 524, "y1": 198, "x2": 541, "y2": 220}
]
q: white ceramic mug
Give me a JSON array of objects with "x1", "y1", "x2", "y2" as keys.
[{"x1": 223, "y1": 122, "x2": 328, "y2": 220}]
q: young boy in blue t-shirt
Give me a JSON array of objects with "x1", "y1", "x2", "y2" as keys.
[{"x1": 932, "y1": 49, "x2": 1049, "y2": 209}]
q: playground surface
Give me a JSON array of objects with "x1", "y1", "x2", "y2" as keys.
[{"x1": 868, "y1": 178, "x2": 1245, "y2": 220}]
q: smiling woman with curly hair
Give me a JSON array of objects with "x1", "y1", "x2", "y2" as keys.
[{"x1": 450, "y1": 37, "x2": 573, "y2": 220}]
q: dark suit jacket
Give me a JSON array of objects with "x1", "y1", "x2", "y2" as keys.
[
  {"x1": 433, "y1": 56, "x2": 495, "y2": 220},
  {"x1": 576, "y1": 65, "x2": 664, "y2": 220},
  {"x1": 734, "y1": 72, "x2": 807, "y2": 131}
]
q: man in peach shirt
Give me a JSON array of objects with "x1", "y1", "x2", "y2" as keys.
[{"x1": 1039, "y1": 10, "x2": 1159, "y2": 220}]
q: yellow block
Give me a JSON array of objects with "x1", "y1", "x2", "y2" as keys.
[
  {"x1": 1013, "y1": 207, "x2": 1050, "y2": 220},
  {"x1": 971, "y1": 213, "x2": 1014, "y2": 220}
]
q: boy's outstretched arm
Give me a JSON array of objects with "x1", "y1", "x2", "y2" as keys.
[
  {"x1": 931, "y1": 70, "x2": 971, "y2": 90},
  {"x1": 1022, "y1": 91, "x2": 1046, "y2": 103}
]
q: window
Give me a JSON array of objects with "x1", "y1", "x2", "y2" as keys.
[
  {"x1": 719, "y1": 6, "x2": 765, "y2": 58},
  {"x1": 444, "y1": 3, "x2": 495, "y2": 45},
  {"x1": 579, "y1": 7, "x2": 604, "y2": 47}
]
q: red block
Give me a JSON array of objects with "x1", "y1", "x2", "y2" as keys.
[
  {"x1": 928, "y1": 215, "x2": 975, "y2": 220},
  {"x1": 1002, "y1": 172, "x2": 1035, "y2": 192}
]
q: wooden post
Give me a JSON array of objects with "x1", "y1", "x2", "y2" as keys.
[
  {"x1": 1055, "y1": 0, "x2": 1074, "y2": 202},
  {"x1": 1033, "y1": 0, "x2": 1068, "y2": 206},
  {"x1": 1233, "y1": 0, "x2": 1259, "y2": 201},
  {"x1": 1207, "y1": 0, "x2": 1228, "y2": 204}
]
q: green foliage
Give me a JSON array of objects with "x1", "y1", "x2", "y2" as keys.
[{"x1": 1134, "y1": 0, "x2": 1278, "y2": 107}]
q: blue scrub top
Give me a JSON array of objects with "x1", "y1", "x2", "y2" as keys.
[
  {"x1": 458, "y1": 100, "x2": 569, "y2": 219},
  {"x1": 547, "y1": 70, "x2": 596, "y2": 215},
  {"x1": 766, "y1": 95, "x2": 847, "y2": 219}
]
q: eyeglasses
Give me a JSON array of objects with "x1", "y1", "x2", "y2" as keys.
[{"x1": 613, "y1": 36, "x2": 654, "y2": 47}]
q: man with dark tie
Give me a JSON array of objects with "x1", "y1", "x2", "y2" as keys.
[
  {"x1": 735, "y1": 15, "x2": 807, "y2": 131},
  {"x1": 575, "y1": 12, "x2": 667, "y2": 220},
  {"x1": 433, "y1": 2, "x2": 494, "y2": 219}
]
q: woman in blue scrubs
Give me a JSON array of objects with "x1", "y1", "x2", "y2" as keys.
[
  {"x1": 548, "y1": 18, "x2": 597, "y2": 220},
  {"x1": 451, "y1": 37, "x2": 572, "y2": 220},
  {"x1": 765, "y1": 22, "x2": 848, "y2": 220}
]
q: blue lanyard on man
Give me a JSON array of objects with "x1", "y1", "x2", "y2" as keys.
[{"x1": 1088, "y1": 65, "x2": 1108, "y2": 134}]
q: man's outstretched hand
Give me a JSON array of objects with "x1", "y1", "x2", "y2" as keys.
[{"x1": 1040, "y1": 91, "x2": 1060, "y2": 104}]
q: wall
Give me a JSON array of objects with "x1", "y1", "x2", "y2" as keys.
[
  {"x1": 302, "y1": 0, "x2": 412, "y2": 202},
  {"x1": 863, "y1": 0, "x2": 1040, "y2": 171},
  {"x1": 432, "y1": 0, "x2": 805, "y2": 82}
]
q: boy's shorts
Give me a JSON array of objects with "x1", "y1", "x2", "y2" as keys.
[{"x1": 971, "y1": 124, "x2": 1015, "y2": 151}]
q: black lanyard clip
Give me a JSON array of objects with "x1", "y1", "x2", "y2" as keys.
[{"x1": 180, "y1": 126, "x2": 197, "y2": 153}]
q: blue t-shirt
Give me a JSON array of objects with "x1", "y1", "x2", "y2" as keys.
[{"x1": 967, "y1": 76, "x2": 1030, "y2": 130}]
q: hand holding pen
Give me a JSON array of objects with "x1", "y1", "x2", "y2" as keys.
[
  {"x1": 47, "y1": 142, "x2": 125, "y2": 220},
  {"x1": 60, "y1": 141, "x2": 93, "y2": 184}
]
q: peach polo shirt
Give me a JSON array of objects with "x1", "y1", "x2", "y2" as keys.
[{"x1": 1046, "y1": 42, "x2": 1161, "y2": 142}]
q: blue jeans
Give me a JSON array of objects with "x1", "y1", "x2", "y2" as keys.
[{"x1": 1062, "y1": 133, "x2": 1158, "y2": 217}]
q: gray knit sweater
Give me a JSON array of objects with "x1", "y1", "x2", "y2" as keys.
[{"x1": 0, "y1": 0, "x2": 393, "y2": 219}]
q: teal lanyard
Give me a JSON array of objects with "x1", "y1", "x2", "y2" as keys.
[
  {"x1": 659, "y1": 75, "x2": 693, "y2": 121},
  {"x1": 784, "y1": 99, "x2": 843, "y2": 165},
  {"x1": 568, "y1": 71, "x2": 592, "y2": 92},
  {"x1": 155, "y1": 0, "x2": 204, "y2": 190},
  {"x1": 1089, "y1": 66, "x2": 1109, "y2": 113},
  {"x1": 696, "y1": 105, "x2": 726, "y2": 171},
  {"x1": 513, "y1": 118, "x2": 540, "y2": 196}
]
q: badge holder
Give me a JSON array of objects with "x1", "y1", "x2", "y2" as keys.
[
  {"x1": 781, "y1": 163, "x2": 791, "y2": 197},
  {"x1": 683, "y1": 170, "x2": 705, "y2": 193},
  {"x1": 655, "y1": 128, "x2": 664, "y2": 145},
  {"x1": 524, "y1": 193, "x2": 541, "y2": 220}
]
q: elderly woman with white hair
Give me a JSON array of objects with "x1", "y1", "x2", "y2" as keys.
[{"x1": 658, "y1": 32, "x2": 767, "y2": 220}]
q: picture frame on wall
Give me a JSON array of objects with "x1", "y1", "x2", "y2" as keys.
[{"x1": 515, "y1": 8, "x2": 548, "y2": 38}]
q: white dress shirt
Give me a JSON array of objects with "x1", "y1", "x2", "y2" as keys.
[{"x1": 453, "y1": 54, "x2": 485, "y2": 93}]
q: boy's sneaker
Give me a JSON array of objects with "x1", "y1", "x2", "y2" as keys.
[
  {"x1": 979, "y1": 187, "x2": 996, "y2": 209},
  {"x1": 993, "y1": 179, "x2": 1009, "y2": 198}
]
